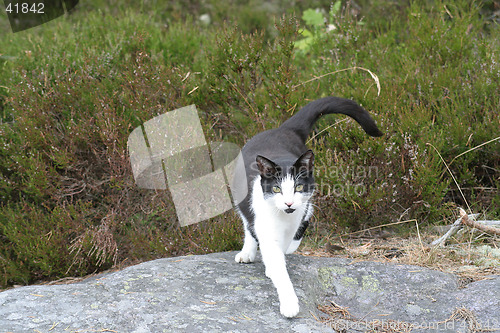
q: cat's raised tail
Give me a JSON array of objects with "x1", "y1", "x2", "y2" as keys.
[{"x1": 279, "y1": 96, "x2": 383, "y2": 143}]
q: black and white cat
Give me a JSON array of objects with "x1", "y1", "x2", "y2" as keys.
[{"x1": 233, "y1": 96, "x2": 383, "y2": 318}]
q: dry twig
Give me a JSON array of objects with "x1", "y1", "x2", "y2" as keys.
[
  {"x1": 431, "y1": 208, "x2": 499, "y2": 247},
  {"x1": 292, "y1": 67, "x2": 381, "y2": 96},
  {"x1": 459, "y1": 208, "x2": 500, "y2": 236}
]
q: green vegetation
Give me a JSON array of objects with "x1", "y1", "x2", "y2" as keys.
[{"x1": 0, "y1": 0, "x2": 498, "y2": 288}]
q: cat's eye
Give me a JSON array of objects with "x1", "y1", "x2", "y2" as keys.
[
  {"x1": 272, "y1": 186, "x2": 281, "y2": 193},
  {"x1": 295, "y1": 184, "x2": 304, "y2": 192}
]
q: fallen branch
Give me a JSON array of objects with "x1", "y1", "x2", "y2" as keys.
[
  {"x1": 459, "y1": 208, "x2": 500, "y2": 236},
  {"x1": 431, "y1": 215, "x2": 473, "y2": 247},
  {"x1": 431, "y1": 209, "x2": 499, "y2": 247}
]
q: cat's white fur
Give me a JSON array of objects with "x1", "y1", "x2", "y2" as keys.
[{"x1": 235, "y1": 174, "x2": 313, "y2": 318}]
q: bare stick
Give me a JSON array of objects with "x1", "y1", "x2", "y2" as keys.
[
  {"x1": 339, "y1": 219, "x2": 417, "y2": 238},
  {"x1": 449, "y1": 136, "x2": 500, "y2": 166},
  {"x1": 306, "y1": 118, "x2": 348, "y2": 144},
  {"x1": 431, "y1": 210, "x2": 499, "y2": 247},
  {"x1": 459, "y1": 208, "x2": 500, "y2": 236},
  {"x1": 427, "y1": 143, "x2": 472, "y2": 214},
  {"x1": 292, "y1": 67, "x2": 381, "y2": 96},
  {"x1": 476, "y1": 220, "x2": 500, "y2": 226},
  {"x1": 431, "y1": 217, "x2": 466, "y2": 247}
]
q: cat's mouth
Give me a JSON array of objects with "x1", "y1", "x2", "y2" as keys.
[{"x1": 284, "y1": 208, "x2": 296, "y2": 214}]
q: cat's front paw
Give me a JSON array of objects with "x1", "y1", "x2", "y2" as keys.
[
  {"x1": 280, "y1": 299, "x2": 300, "y2": 318},
  {"x1": 235, "y1": 251, "x2": 255, "y2": 263}
]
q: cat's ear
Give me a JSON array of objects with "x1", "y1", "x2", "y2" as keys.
[
  {"x1": 256, "y1": 155, "x2": 278, "y2": 177},
  {"x1": 294, "y1": 150, "x2": 314, "y2": 174}
]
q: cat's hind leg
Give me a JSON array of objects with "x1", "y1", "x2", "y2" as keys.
[{"x1": 235, "y1": 227, "x2": 258, "y2": 263}]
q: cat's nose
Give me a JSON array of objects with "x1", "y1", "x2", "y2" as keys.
[{"x1": 285, "y1": 202, "x2": 294, "y2": 208}]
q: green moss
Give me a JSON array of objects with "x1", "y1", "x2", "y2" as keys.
[
  {"x1": 318, "y1": 266, "x2": 347, "y2": 289},
  {"x1": 361, "y1": 275, "x2": 381, "y2": 293},
  {"x1": 340, "y1": 276, "x2": 359, "y2": 289}
]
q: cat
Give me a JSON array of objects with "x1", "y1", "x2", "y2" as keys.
[{"x1": 233, "y1": 96, "x2": 383, "y2": 318}]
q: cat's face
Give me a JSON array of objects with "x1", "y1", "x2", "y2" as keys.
[{"x1": 256, "y1": 150, "x2": 315, "y2": 214}]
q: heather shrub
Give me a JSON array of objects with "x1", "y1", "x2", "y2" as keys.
[{"x1": 0, "y1": 0, "x2": 498, "y2": 287}]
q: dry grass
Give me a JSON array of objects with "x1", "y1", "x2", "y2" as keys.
[
  {"x1": 308, "y1": 222, "x2": 499, "y2": 332},
  {"x1": 67, "y1": 212, "x2": 119, "y2": 274},
  {"x1": 316, "y1": 300, "x2": 414, "y2": 333},
  {"x1": 443, "y1": 307, "x2": 496, "y2": 333},
  {"x1": 315, "y1": 302, "x2": 496, "y2": 333},
  {"x1": 299, "y1": 225, "x2": 500, "y2": 281}
]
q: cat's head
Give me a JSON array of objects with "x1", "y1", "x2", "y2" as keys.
[{"x1": 256, "y1": 150, "x2": 315, "y2": 214}]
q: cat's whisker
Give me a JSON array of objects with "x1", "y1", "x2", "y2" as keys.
[
  {"x1": 294, "y1": 170, "x2": 309, "y2": 179},
  {"x1": 272, "y1": 206, "x2": 281, "y2": 216}
]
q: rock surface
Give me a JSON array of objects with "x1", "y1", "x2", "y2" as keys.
[{"x1": 1, "y1": 251, "x2": 499, "y2": 332}]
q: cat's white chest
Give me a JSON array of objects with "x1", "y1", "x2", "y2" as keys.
[{"x1": 250, "y1": 176, "x2": 304, "y2": 252}]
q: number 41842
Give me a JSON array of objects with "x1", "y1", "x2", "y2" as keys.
[{"x1": 5, "y1": 2, "x2": 45, "y2": 14}]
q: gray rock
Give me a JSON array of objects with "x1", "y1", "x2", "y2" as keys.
[{"x1": 0, "y1": 252, "x2": 499, "y2": 332}]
